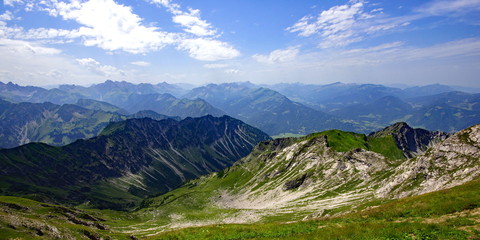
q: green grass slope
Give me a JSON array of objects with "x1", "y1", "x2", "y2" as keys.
[
  {"x1": 148, "y1": 178, "x2": 480, "y2": 239},
  {"x1": 1, "y1": 177, "x2": 479, "y2": 239}
]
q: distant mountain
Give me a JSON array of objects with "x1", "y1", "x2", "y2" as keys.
[
  {"x1": 406, "y1": 92, "x2": 480, "y2": 132},
  {"x1": 58, "y1": 80, "x2": 191, "y2": 100},
  {"x1": 0, "y1": 80, "x2": 219, "y2": 119},
  {"x1": 0, "y1": 99, "x2": 125, "y2": 148},
  {"x1": 185, "y1": 83, "x2": 359, "y2": 135},
  {"x1": 269, "y1": 82, "x2": 463, "y2": 112},
  {"x1": 74, "y1": 98, "x2": 129, "y2": 114},
  {"x1": 402, "y1": 84, "x2": 456, "y2": 98},
  {"x1": 0, "y1": 116, "x2": 270, "y2": 209},
  {"x1": 3, "y1": 80, "x2": 479, "y2": 134},
  {"x1": 128, "y1": 110, "x2": 181, "y2": 121},
  {"x1": 121, "y1": 93, "x2": 225, "y2": 118},
  {"x1": 268, "y1": 82, "x2": 403, "y2": 111},
  {"x1": 0, "y1": 99, "x2": 184, "y2": 148},
  {"x1": 330, "y1": 95, "x2": 413, "y2": 126},
  {"x1": 0, "y1": 81, "x2": 48, "y2": 103},
  {"x1": 269, "y1": 83, "x2": 480, "y2": 132}
]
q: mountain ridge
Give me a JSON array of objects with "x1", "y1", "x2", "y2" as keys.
[{"x1": 0, "y1": 115, "x2": 270, "y2": 209}]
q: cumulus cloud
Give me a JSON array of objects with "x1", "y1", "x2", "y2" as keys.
[
  {"x1": 131, "y1": 61, "x2": 151, "y2": 66},
  {"x1": 76, "y1": 57, "x2": 124, "y2": 76},
  {"x1": 148, "y1": 0, "x2": 240, "y2": 61},
  {"x1": 253, "y1": 46, "x2": 300, "y2": 64},
  {"x1": 46, "y1": 0, "x2": 177, "y2": 54},
  {"x1": 178, "y1": 38, "x2": 240, "y2": 61},
  {"x1": 4, "y1": 0, "x2": 24, "y2": 7},
  {"x1": 0, "y1": 11, "x2": 14, "y2": 21},
  {"x1": 3, "y1": 0, "x2": 239, "y2": 61}
]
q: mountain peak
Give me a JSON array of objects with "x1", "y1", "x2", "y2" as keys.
[
  {"x1": 372, "y1": 122, "x2": 412, "y2": 136},
  {"x1": 370, "y1": 122, "x2": 449, "y2": 158}
]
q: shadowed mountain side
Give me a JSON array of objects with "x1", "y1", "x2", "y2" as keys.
[{"x1": 0, "y1": 115, "x2": 270, "y2": 209}]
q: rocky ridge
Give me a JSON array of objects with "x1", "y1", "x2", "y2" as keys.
[
  {"x1": 376, "y1": 124, "x2": 480, "y2": 198},
  {"x1": 138, "y1": 122, "x2": 480, "y2": 231}
]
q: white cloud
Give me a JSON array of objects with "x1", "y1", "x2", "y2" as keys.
[
  {"x1": 131, "y1": 61, "x2": 151, "y2": 66},
  {"x1": 203, "y1": 63, "x2": 229, "y2": 68},
  {"x1": 11, "y1": 27, "x2": 79, "y2": 42},
  {"x1": 148, "y1": 0, "x2": 240, "y2": 60},
  {"x1": 178, "y1": 38, "x2": 240, "y2": 61},
  {"x1": 172, "y1": 8, "x2": 217, "y2": 37},
  {"x1": 224, "y1": 68, "x2": 241, "y2": 74},
  {"x1": 0, "y1": 38, "x2": 62, "y2": 55},
  {"x1": 286, "y1": 0, "x2": 407, "y2": 48},
  {"x1": 149, "y1": 0, "x2": 182, "y2": 14},
  {"x1": 43, "y1": 0, "x2": 177, "y2": 54},
  {"x1": 391, "y1": 38, "x2": 480, "y2": 61},
  {"x1": 253, "y1": 46, "x2": 300, "y2": 64},
  {"x1": 292, "y1": 38, "x2": 480, "y2": 69},
  {"x1": 0, "y1": 39, "x2": 110, "y2": 86},
  {"x1": 3, "y1": 0, "x2": 239, "y2": 61},
  {"x1": 287, "y1": 0, "x2": 369, "y2": 48},
  {"x1": 416, "y1": 0, "x2": 480, "y2": 16},
  {"x1": 76, "y1": 58, "x2": 123, "y2": 76},
  {"x1": 0, "y1": 11, "x2": 14, "y2": 21},
  {"x1": 4, "y1": 0, "x2": 24, "y2": 7}
]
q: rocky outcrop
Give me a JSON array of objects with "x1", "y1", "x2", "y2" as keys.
[
  {"x1": 376, "y1": 124, "x2": 480, "y2": 198},
  {"x1": 369, "y1": 122, "x2": 449, "y2": 158},
  {"x1": 209, "y1": 123, "x2": 479, "y2": 217}
]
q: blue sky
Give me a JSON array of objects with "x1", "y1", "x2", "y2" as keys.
[{"x1": 0, "y1": 0, "x2": 479, "y2": 87}]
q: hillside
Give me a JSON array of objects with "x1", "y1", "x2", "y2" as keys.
[
  {"x1": 125, "y1": 123, "x2": 478, "y2": 234},
  {"x1": 1, "y1": 178, "x2": 479, "y2": 239},
  {"x1": 0, "y1": 116, "x2": 270, "y2": 209}
]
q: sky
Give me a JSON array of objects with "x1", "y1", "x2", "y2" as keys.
[{"x1": 0, "y1": 0, "x2": 479, "y2": 87}]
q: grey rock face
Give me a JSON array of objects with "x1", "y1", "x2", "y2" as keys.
[{"x1": 369, "y1": 122, "x2": 449, "y2": 158}]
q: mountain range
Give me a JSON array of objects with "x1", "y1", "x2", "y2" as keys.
[
  {"x1": 0, "y1": 99, "x2": 177, "y2": 148},
  {"x1": 184, "y1": 83, "x2": 358, "y2": 135},
  {"x1": 1, "y1": 80, "x2": 479, "y2": 138},
  {"x1": 0, "y1": 115, "x2": 270, "y2": 210},
  {"x1": 0, "y1": 120, "x2": 478, "y2": 239},
  {"x1": 269, "y1": 82, "x2": 480, "y2": 132}
]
